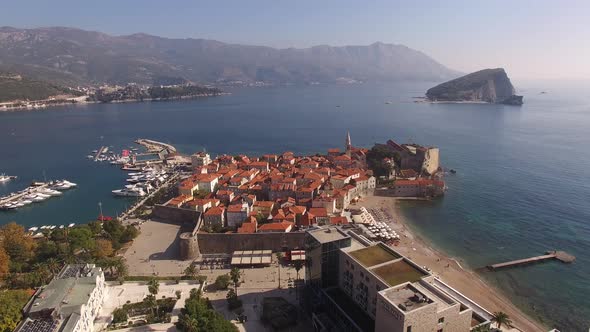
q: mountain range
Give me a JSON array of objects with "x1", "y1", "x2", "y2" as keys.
[{"x1": 0, "y1": 27, "x2": 459, "y2": 86}]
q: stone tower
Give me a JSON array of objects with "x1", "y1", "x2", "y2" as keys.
[{"x1": 345, "y1": 130, "x2": 352, "y2": 152}]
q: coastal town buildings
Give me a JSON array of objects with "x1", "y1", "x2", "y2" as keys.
[
  {"x1": 303, "y1": 227, "x2": 492, "y2": 332},
  {"x1": 160, "y1": 133, "x2": 441, "y2": 237},
  {"x1": 15, "y1": 264, "x2": 106, "y2": 332}
]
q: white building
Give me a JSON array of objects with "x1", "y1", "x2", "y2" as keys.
[
  {"x1": 191, "y1": 151, "x2": 211, "y2": 168},
  {"x1": 16, "y1": 264, "x2": 106, "y2": 332}
]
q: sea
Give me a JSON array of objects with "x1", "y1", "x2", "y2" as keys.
[{"x1": 1, "y1": 81, "x2": 589, "y2": 330}]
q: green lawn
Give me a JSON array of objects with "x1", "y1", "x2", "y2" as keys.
[{"x1": 349, "y1": 245, "x2": 400, "y2": 267}]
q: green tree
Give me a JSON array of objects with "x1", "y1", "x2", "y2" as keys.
[
  {"x1": 293, "y1": 260, "x2": 303, "y2": 281},
  {"x1": 491, "y1": 311, "x2": 513, "y2": 330},
  {"x1": 68, "y1": 226, "x2": 95, "y2": 252},
  {"x1": 229, "y1": 267, "x2": 241, "y2": 295},
  {"x1": 143, "y1": 294, "x2": 157, "y2": 317},
  {"x1": 176, "y1": 288, "x2": 237, "y2": 332},
  {"x1": 148, "y1": 278, "x2": 160, "y2": 317},
  {"x1": 148, "y1": 277, "x2": 160, "y2": 296},
  {"x1": 112, "y1": 307, "x2": 128, "y2": 324},
  {"x1": 87, "y1": 221, "x2": 103, "y2": 235},
  {"x1": 0, "y1": 289, "x2": 31, "y2": 332},
  {"x1": 184, "y1": 264, "x2": 197, "y2": 280},
  {"x1": 120, "y1": 226, "x2": 139, "y2": 243},
  {"x1": 215, "y1": 274, "x2": 231, "y2": 290}
]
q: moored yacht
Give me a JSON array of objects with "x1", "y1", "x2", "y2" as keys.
[{"x1": 112, "y1": 187, "x2": 146, "y2": 197}]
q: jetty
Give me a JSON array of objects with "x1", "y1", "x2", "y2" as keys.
[
  {"x1": 135, "y1": 139, "x2": 177, "y2": 154},
  {"x1": 94, "y1": 146, "x2": 107, "y2": 161},
  {"x1": 487, "y1": 251, "x2": 575, "y2": 270}
]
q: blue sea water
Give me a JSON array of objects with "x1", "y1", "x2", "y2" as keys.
[{"x1": 1, "y1": 82, "x2": 589, "y2": 330}]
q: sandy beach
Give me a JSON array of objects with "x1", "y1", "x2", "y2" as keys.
[{"x1": 357, "y1": 195, "x2": 546, "y2": 332}]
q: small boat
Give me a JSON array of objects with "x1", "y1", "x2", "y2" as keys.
[
  {"x1": 449, "y1": 169, "x2": 457, "y2": 174},
  {"x1": 68, "y1": 223, "x2": 75, "y2": 228},
  {"x1": 20, "y1": 200, "x2": 33, "y2": 205},
  {"x1": 59, "y1": 225, "x2": 64, "y2": 229},
  {"x1": 28, "y1": 227, "x2": 39, "y2": 232}
]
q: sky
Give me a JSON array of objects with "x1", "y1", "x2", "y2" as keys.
[{"x1": 2, "y1": 0, "x2": 590, "y2": 80}]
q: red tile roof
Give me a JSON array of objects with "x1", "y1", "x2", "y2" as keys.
[
  {"x1": 330, "y1": 216, "x2": 349, "y2": 225},
  {"x1": 309, "y1": 207, "x2": 328, "y2": 217},
  {"x1": 258, "y1": 221, "x2": 294, "y2": 232}
]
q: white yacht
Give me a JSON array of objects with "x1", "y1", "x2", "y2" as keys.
[
  {"x1": 68, "y1": 223, "x2": 75, "y2": 228},
  {"x1": 0, "y1": 174, "x2": 11, "y2": 182},
  {"x1": 32, "y1": 195, "x2": 47, "y2": 202},
  {"x1": 112, "y1": 187, "x2": 146, "y2": 197}
]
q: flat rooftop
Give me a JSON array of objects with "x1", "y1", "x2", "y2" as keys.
[
  {"x1": 382, "y1": 283, "x2": 433, "y2": 312},
  {"x1": 348, "y1": 244, "x2": 400, "y2": 267},
  {"x1": 308, "y1": 227, "x2": 350, "y2": 244},
  {"x1": 371, "y1": 259, "x2": 427, "y2": 287}
]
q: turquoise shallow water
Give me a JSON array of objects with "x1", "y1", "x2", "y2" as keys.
[{"x1": 1, "y1": 82, "x2": 589, "y2": 330}]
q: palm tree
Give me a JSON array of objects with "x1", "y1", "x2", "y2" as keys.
[
  {"x1": 143, "y1": 294, "x2": 157, "y2": 316},
  {"x1": 113, "y1": 257, "x2": 128, "y2": 279},
  {"x1": 183, "y1": 264, "x2": 197, "y2": 280},
  {"x1": 147, "y1": 278, "x2": 160, "y2": 317},
  {"x1": 275, "y1": 252, "x2": 283, "y2": 289},
  {"x1": 230, "y1": 267, "x2": 241, "y2": 295},
  {"x1": 492, "y1": 311, "x2": 513, "y2": 330},
  {"x1": 293, "y1": 260, "x2": 303, "y2": 281},
  {"x1": 471, "y1": 325, "x2": 491, "y2": 332},
  {"x1": 46, "y1": 258, "x2": 61, "y2": 276}
]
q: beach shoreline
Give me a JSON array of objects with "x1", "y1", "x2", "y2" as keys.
[{"x1": 357, "y1": 195, "x2": 546, "y2": 332}]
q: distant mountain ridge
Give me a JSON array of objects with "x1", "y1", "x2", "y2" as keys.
[{"x1": 0, "y1": 26, "x2": 459, "y2": 85}]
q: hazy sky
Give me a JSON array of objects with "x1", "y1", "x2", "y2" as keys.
[{"x1": 2, "y1": 0, "x2": 590, "y2": 79}]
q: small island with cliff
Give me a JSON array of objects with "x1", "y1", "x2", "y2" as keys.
[{"x1": 425, "y1": 68, "x2": 524, "y2": 105}]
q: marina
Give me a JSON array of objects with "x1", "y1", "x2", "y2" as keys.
[
  {"x1": 0, "y1": 180, "x2": 77, "y2": 211},
  {"x1": 487, "y1": 251, "x2": 576, "y2": 270}
]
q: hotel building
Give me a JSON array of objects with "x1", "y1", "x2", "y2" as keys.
[{"x1": 304, "y1": 226, "x2": 492, "y2": 332}]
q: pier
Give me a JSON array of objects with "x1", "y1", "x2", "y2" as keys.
[
  {"x1": 487, "y1": 251, "x2": 576, "y2": 270},
  {"x1": 0, "y1": 183, "x2": 50, "y2": 206},
  {"x1": 94, "y1": 146, "x2": 107, "y2": 161},
  {"x1": 135, "y1": 139, "x2": 177, "y2": 153}
]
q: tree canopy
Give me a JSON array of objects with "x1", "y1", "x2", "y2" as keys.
[{"x1": 176, "y1": 288, "x2": 238, "y2": 332}]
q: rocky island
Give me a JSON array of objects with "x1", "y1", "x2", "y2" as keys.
[{"x1": 425, "y1": 68, "x2": 523, "y2": 105}]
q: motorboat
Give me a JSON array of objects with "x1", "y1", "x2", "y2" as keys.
[
  {"x1": 32, "y1": 195, "x2": 47, "y2": 202},
  {"x1": 112, "y1": 187, "x2": 146, "y2": 197},
  {"x1": 68, "y1": 223, "x2": 75, "y2": 228}
]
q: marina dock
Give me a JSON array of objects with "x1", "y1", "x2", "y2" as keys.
[
  {"x1": 487, "y1": 251, "x2": 575, "y2": 270},
  {"x1": 0, "y1": 183, "x2": 50, "y2": 208}
]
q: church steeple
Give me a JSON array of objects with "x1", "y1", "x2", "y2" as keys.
[{"x1": 346, "y1": 130, "x2": 352, "y2": 152}]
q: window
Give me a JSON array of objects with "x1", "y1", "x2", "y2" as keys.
[
  {"x1": 438, "y1": 317, "x2": 444, "y2": 323},
  {"x1": 437, "y1": 329, "x2": 443, "y2": 332},
  {"x1": 406, "y1": 326, "x2": 412, "y2": 332}
]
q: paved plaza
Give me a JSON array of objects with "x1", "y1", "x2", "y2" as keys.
[{"x1": 123, "y1": 220, "x2": 192, "y2": 276}]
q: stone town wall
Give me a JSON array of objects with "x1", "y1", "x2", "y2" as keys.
[
  {"x1": 153, "y1": 205, "x2": 200, "y2": 224},
  {"x1": 196, "y1": 232, "x2": 306, "y2": 254}
]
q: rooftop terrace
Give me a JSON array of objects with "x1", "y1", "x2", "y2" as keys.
[
  {"x1": 371, "y1": 259, "x2": 427, "y2": 287},
  {"x1": 382, "y1": 283, "x2": 433, "y2": 312},
  {"x1": 348, "y1": 244, "x2": 401, "y2": 267}
]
